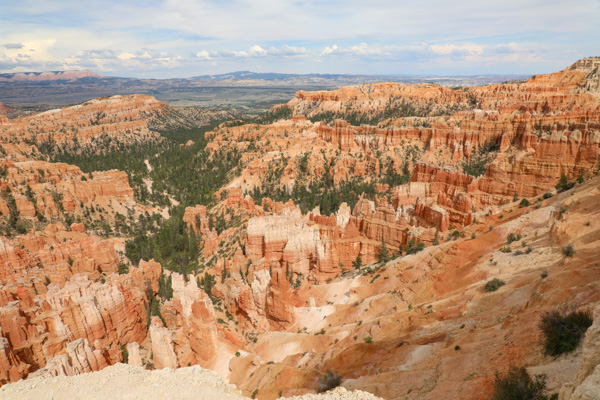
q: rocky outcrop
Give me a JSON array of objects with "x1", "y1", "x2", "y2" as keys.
[
  {"x1": 290, "y1": 82, "x2": 474, "y2": 120},
  {"x1": 0, "y1": 103, "x2": 10, "y2": 116},
  {"x1": 170, "y1": 273, "x2": 219, "y2": 368},
  {"x1": 150, "y1": 317, "x2": 178, "y2": 369}
]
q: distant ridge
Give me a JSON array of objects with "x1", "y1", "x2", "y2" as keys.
[
  {"x1": 190, "y1": 70, "x2": 523, "y2": 81},
  {"x1": 0, "y1": 70, "x2": 99, "y2": 82}
]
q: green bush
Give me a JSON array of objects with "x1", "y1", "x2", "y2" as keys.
[
  {"x1": 485, "y1": 278, "x2": 506, "y2": 292},
  {"x1": 491, "y1": 366, "x2": 548, "y2": 400},
  {"x1": 507, "y1": 233, "x2": 522, "y2": 244},
  {"x1": 562, "y1": 244, "x2": 575, "y2": 257},
  {"x1": 519, "y1": 198, "x2": 531, "y2": 208},
  {"x1": 539, "y1": 309, "x2": 593, "y2": 356},
  {"x1": 317, "y1": 370, "x2": 342, "y2": 393}
]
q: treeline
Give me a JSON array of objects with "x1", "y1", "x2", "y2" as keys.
[
  {"x1": 249, "y1": 154, "x2": 411, "y2": 215},
  {"x1": 124, "y1": 128, "x2": 242, "y2": 273},
  {"x1": 148, "y1": 132, "x2": 242, "y2": 206},
  {"x1": 125, "y1": 206, "x2": 201, "y2": 275}
]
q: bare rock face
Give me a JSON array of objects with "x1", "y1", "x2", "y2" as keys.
[
  {"x1": 170, "y1": 273, "x2": 219, "y2": 368},
  {"x1": 150, "y1": 317, "x2": 178, "y2": 370},
  {"x1": 0, "y1": 332, "x2": 29, "y2": 384},
  {"x1": 29, "y1": 338, "x2": 108, "y2": 378},
  {"x1": 126, "y1": 342, "x2": 143, "y2": 367}
]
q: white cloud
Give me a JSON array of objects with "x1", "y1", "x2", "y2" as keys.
[
  {"x1": 430, "y1": 44, "x2": 483, "y2": 56},
  {"x1": 196, "y1": 50, "x2": 212, "y2": 60},
  {"x1": 321, "y1": 45, "x2": 339, "y2": 56},
  {"x1": 248, "y1": 45, "x2": 267, "y2": 57}
]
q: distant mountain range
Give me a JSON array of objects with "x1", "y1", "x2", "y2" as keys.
[
  {"x1": 0, "y1": 70, "x2": 99, "y2": 82},
  {"x1": 0, "y1": 69, "x2": 530, "y2": 113}
]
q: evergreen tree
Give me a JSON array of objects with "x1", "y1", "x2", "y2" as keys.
[
  {"x1": 221, "y1": 264, "x2": 228, "y2": 283},
  {"x1": 378, "y1": 240, "x2": 389, "y2": 263}
]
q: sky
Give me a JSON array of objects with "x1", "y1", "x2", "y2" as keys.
[{"x1": 1, "y1": 0, "x2": 599, "y2": 78}]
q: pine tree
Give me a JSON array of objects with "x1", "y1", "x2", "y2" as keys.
[{"x1": 378, "y1": 240, "x2": 389, "y2": 263}]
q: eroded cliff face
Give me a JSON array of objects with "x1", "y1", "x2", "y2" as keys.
[
  {"x1": 0, "y1": 94, "x2": 165, "y2": 154},
  {"x1": 0, "y1": 259, "x2": 161, "y2": 383}
]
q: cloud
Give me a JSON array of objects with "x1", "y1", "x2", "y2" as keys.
[
  {"x1": 248, "y1": 45, "x2": 267, "y2": 57},
  {"x1": 0, "y1": 0, "x2": 598, "y2": 76},
  {"x1": 195, "y1": 44, "x2": 307, "y2": 61},
  {"x1": 3, "y1": 43, "x2": 23, "y2": 49},
  {"x1": 430, "y1": 44, "x2": 483, "y2": 56}
]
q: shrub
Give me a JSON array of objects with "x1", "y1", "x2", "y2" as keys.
[
  {"x1": 317, "y1": 370, "x2": 343, "y2": 393},
  {"x1": 539, "y1": 309, "x2": 593, "y2": 356},
  {"x1": 491, "y1": 366, "x2": 548, "y2": 400},
  {"x1": 352, "y1": 256, "x2": 362, "y2": 269},
  {"x1": 519, "y1": 198, "x2": 531, "y2": 208},
  {"x1": 118, "y1": 264, "x2": 129, "y2": 274},
  {"x1": 507, "y1": 233, "x2": 522, "y2": 244},
  {"x1": 558, "y1": 206, "x2": 567, "y2": 215},
  {"x1": 543, "y1": 192, "x2": 553, "y2": 199},
  {"x1": 485, "y1": 278, "x2": 506, "y2": 292},
  {"x1": 364, "y1": 336, "x2": 373, "y2": 344},
  {"x1": 562, "y1": 244, "x2": 575, "y2": 257}
]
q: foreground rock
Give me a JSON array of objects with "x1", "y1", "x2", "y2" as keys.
[{"x1": 0, "y1": 363, "x2": 381, "y2": 400}]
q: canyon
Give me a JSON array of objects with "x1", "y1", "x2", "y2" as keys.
[{"x1": 0, "y1": 58, "x2": 599, "y2": 399}]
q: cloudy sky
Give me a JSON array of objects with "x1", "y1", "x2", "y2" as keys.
[{"x1": 1, "y1": 0, "x2": 599, "y2": 78}]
